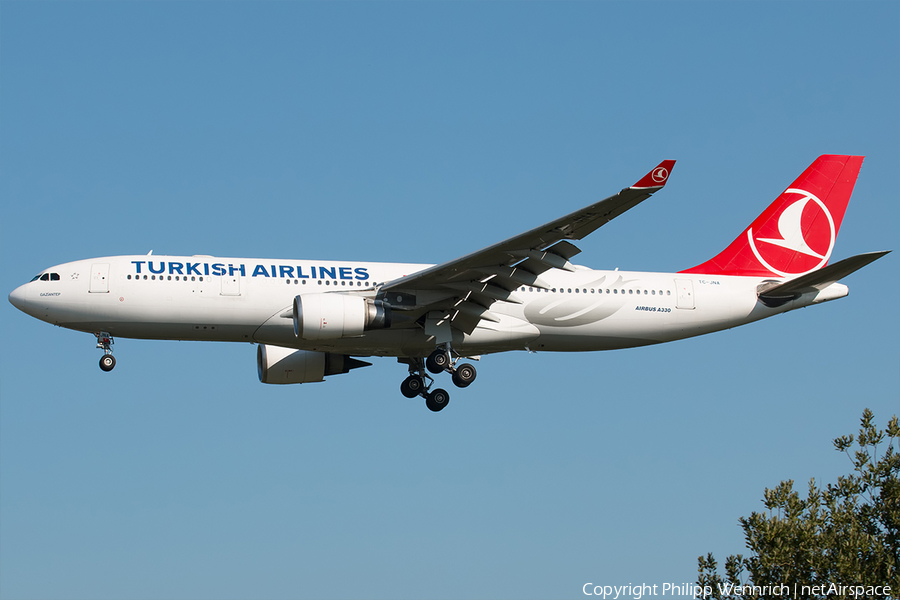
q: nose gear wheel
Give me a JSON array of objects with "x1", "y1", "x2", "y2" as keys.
[{"x1": 95, "y1": 332, "x2": 116, "y2": 372}]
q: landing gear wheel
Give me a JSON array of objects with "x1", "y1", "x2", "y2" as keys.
[
  {"x1": 400, "y1": 375, "x2": 425, "y2": 398},
  {"x1": 425, "y1": 388, "x2": 450, "y2": 412},
  {"x1": 426, "y1": 348, "x2": 450, "y2": 374},
  {"x1": 99, "y1": 354, "x2": 116, "y2": 372},
  {"x1": 451, "y1": 363, "x2": 477, "y2": 388}
]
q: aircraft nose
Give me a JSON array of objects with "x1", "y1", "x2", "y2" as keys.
[{"x1": 8, "y1": 284, "x2": 28, "y2": 312}]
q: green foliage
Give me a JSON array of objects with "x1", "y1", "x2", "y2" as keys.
[{"x1": 697, "y1": 409, "x2": 900, "y2": 599}]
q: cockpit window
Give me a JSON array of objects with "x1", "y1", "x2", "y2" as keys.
[
  {"x1": 30, "y1": 275, "x2": 41, "y2": 282},
  {"x1": 31, "y1": 273, "x2": 60, "y2": 282},
  {"x1": 40, "y1": 273, "x2": 50, "y2": 281},
  {"x1": 50, "y1": 273, "x2": 60, "y2": 281}
]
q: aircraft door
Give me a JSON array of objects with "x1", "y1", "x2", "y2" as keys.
[
  {"x1": 221, "y1": 274, "x2": 241, "y2": 296},
  {"x1": 674, "y1": 278, "x2": 694, "y2": 309},
  {"x1": 89, "y1": 263, "x2": 110, "y2": 293}
]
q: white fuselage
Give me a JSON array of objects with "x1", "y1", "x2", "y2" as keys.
[{"x1": 9, "y1": 254, "x2": 848, "y2": 358}]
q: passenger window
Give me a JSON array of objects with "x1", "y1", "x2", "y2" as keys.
[{"x1": 613, "y1": 289, "x2": 618, "y2": 294}]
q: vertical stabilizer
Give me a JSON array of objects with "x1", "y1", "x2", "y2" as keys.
[{"x1": 681, "y1": 155, "x2": 863, "y2": 277}]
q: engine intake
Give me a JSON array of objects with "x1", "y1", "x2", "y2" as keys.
[
  {"x1": 293, "y1": 293, "x2": 391, "y2": 340},
  {"x1": 257, "y1": 345, "x2": 371, "y2": 384}
]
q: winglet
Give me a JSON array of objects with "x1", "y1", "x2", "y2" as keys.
[{"x1": 632, "y1": 160, "x2": 676, "y2": 189}]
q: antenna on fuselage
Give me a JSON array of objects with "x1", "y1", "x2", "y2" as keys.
[{"x1": 147, "y1": 250, "x2": 153, "y2": 255}]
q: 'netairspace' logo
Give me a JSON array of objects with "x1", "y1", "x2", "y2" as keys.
[{"x1": 581, "y1": 581, "x2": 893, "y2": 599}]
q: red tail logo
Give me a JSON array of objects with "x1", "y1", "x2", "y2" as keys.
[
  {"x1": 748, "y1": 188, "x2": 835, "y2": 276},
  {"x1": 682, "y1": 155, "x2": 862, "y2": 277}
]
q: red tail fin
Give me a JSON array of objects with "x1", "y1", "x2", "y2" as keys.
[{"x1": 681, "y1": 155, "x2": 864, "y2": 277}]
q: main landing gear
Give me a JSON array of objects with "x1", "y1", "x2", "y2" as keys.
[
  {"x1": 96, "y1": 332, "x2": 116, "y2": 372},
  {"x1": 427, "y1": 346, "x2": 477, "y2": 389},
  {"x1": 399, "y1": 360, "x2": 449, "y2": 412},
  {"x1": 399, "y1": 346, "x2": 478, "y2": 412}
]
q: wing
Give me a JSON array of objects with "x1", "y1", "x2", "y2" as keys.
[{"x1": 379, "y1": 160, "x2": 676, "y2": 336}]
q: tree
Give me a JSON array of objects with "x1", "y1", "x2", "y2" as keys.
[{"x1": 697, "y1": 409, "x2": 899, "y2": 599}]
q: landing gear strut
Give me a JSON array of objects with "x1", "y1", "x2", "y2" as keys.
[
  {"x1": 398, "y1": 357, "x2": 451, "y2": 412},
  {"x1": 399, "y1": 346, "x2": 479, "y2": 411},
  {"x1": 427, "y1": 346, "x2": 477, "y2": 388},
  {"x1": 96, "y1": 332, "x2": 116, "y2": 372}
]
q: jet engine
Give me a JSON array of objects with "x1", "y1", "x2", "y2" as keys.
[
  {"x1": 257, "y1": 345, "x2": 371, "y2": 385},
  {"x1": 293, "y1": 293, "x2": 391, "y2": 341}
]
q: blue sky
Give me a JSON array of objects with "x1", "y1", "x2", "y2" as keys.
[{"x1": 1, "y1": 2, "x2": 897, "y2": 599}]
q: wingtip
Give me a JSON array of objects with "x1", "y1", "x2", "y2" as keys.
[{"x1": 631, "y1": 159, "x2": 676, "y2": 189}]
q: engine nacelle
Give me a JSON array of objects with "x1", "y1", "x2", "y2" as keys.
[
  {"x1": 293, "y1": 293, "x2": 391, "y2": 341},
  {"x1": 257, "y1": 345, "x2": 371, "y2": 385}
]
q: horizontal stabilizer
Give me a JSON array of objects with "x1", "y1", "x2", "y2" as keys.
[{"x1": 758, "y1": 250, "x2": 890, "y2": 303}]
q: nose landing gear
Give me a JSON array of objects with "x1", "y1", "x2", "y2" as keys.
[{"x1": 96, "y1": 332, "x2": 116, "y2": 372}]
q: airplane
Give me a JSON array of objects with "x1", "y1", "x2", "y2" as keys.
[{"x1": 8, "y1": 155, "x2": 889, "y2": 412}]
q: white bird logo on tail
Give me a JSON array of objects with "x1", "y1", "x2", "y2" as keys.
[{"x1": 747, "y1": 188, "x2": 836, "y2": 276}]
